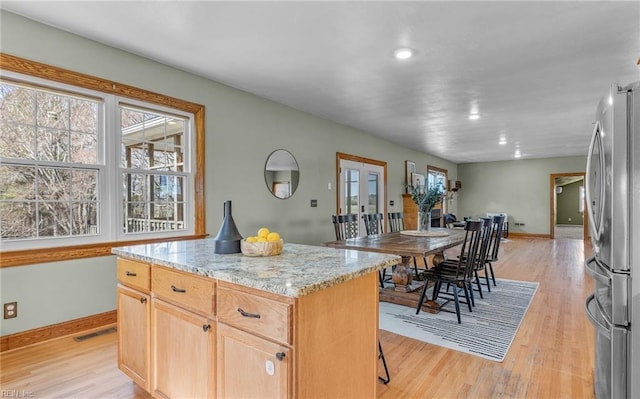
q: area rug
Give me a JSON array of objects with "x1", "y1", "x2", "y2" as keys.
[{"x1": 379, "y1": 278, "x2": 538, "y2": 362}]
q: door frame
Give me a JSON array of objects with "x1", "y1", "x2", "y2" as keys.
[
  {"x1": 336, "y1": 152, "x2": 388, "y2": 224},
  {"x1": 549, "y1": 172, "x2": 588, "y2": 241}
]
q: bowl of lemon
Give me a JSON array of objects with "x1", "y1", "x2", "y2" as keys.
[{"x1": 241, "y1": 227, "x2": 284, "y2": 257}]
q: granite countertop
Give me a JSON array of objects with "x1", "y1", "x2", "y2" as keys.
[{"x1": 112, "y1": 238, "x2": 400, "y2": 297}]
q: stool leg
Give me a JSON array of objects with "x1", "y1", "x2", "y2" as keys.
[{"x1": 378, "y1": 340, "x2": 390, "y2": 384}]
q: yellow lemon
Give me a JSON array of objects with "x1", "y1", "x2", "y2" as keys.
[
  {"x1": 267, "y1": 232, "x2": 280, "y2": 242},
  {"x1": 257, "y1": 227, "x2": 270, "y2": 238},
  {"x1": 257, "y1": 237, "x2": 268, "y2": 243},
  {"x1": 246, "y1": 236, "x2": 258, "y2": 243}
]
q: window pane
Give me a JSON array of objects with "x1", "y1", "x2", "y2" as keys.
[
  {"x1": 0, "y1": 123, "x2": 37, "y2": 159},
  {"x1": 37, "y1": 128, "x2": 69, "y2": 162},
  {"x1": 36, "y1": 92, "x2": 69, "y2": 130},
  {"x1": 71, "y1": 169, "x2": 98, "y2": 201},
  {"x1": 72, "y1": 202, "x2": 98, "y2": 235},
  {"x1": 1, "y1": 202, "x2": 35, "y2": 239},
  {"x1": 38, "y1": 168, "x2": 71, "y2": 201},
  {"x1": 69, "y1": 98, "x2": 97, "y2": 134},
  {"x1": 70, "y1": 132, "x2": 97, "y2": 164},
  {"x1": 0, "y1": 165, "x2": 36, "y2": 200},
  {"x1": 367, "y1": 172, "x2": 379, "y2": 214},
  {"x1": 38, "y1": 201, "x2": 71, "y2": 237},
  {"x1": 0, "y1": 83, "x2": 36, "y2": 124}
]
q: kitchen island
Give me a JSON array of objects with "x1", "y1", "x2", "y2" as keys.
[{"x1": 112, "y1": 238, "x2": 400, "y2": 399}]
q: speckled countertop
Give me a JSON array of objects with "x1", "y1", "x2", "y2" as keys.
[{"x1": 112, "y1": 238, "x2": 400, "y2": 298}]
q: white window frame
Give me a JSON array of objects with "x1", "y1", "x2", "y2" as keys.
[{"x1": 0, "y1": 70, "x2": 195, "y2": 251}]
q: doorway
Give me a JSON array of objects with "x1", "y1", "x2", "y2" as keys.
[
  {"x1": 336, "y1": 152, "x2": 387, "y2": 236},
  {"x1": 549, "y1": 173, "x2": 588, "y2": 240}
]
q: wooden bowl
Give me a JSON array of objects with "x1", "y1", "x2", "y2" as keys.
[{"x1": 241, "y1": 239, "x2": 284, "y2": 257}]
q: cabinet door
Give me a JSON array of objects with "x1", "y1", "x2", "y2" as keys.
[
  {"x1": 117, "y1": 284, "x2": 150, "y2": 390},
  {"x1": 217, "y1": 323, "x2": 290, "y2": 399},
  {"x1": 151, "y1": 298, "x2": 215, "y2": 399}
]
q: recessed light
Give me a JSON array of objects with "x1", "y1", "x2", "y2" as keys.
[
  {"x1": 393, "y1": 48, "x2": 414, "y2": 60},
  {"x1": 514, "y1": 150, "x2": 521, "y2": 158},
  {"x1": 469, "y1": 114, "x2": 480, "y2": 120},
  {"x1": 499, "y1": 139, "x2": 507, "y2": 145}
]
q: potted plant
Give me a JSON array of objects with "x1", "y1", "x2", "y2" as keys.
[{"x1": 407, "y1": 183, "x2": 446, "y2": 231}]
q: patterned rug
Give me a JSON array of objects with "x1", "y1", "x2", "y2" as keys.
[{"x1": 379, "y1": 278, "x2": 538, "y2": 362}]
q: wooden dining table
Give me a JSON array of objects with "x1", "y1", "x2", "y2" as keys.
[{"x1": 323, "y1": 228, "x2": 467, "y2": 308}]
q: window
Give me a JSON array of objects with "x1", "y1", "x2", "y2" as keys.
[
  {"x1": 1, "y1": 81, "x2": 102, "y2": 242},
  {"x1": 120, "y1": 105, "x2": 189, "y2": 235},
  {"x1": 0, "y1": 54, "x2": 204, "y2": 266}
]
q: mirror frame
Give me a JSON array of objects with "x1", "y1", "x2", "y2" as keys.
[{"x1": 264, "y1": 149, "x2": 300, "y2": 199}]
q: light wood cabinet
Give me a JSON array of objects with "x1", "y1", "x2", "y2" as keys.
[
  {"x1": 116, "y1": 258, "x2": 151, "y2": 391},
  {"x1": 151, "y1": 298, "x2": 215, "y2": 399},
  {"x1": 117, "y1": 256, "x2": 380, "y2": 399},
  {"x1": 217, "y1": 323, "x2": 290, "y2": 398},
  {"x1": 117, "y1": 284, "x2": 150, "y2": 391}
]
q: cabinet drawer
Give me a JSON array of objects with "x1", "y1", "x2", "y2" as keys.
[
  {"x1": 218, "y1": 286, "x2": 292, "y2": 344},
  {"x1": 152, "y1": 267, "x2": 215, "y2": 317},
  {"x1": 117, "y1": 258, "x2": 150, "y2": 291}
]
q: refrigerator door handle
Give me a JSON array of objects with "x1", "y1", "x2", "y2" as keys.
[
  {"x1": 585, "y1": 256, "x2": 610, "y2": 285},
  {"x1": 585, "y1": 120, "x2": 605, "y2": 250},
  {"x1": 585, "y1": 293, "x2": 609, "y2": 335}
]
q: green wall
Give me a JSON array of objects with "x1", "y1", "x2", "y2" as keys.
[
  {"x1": 0, "y1": 11, "x2": 457, "y2": 335},
  {"x1": 457, "y1": 156, "x2": 587, "y2": 235},
  {"x1": 556, "y1": 180, "x2": 584, "y2": 226}
]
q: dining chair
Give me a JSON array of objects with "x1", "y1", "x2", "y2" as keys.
[
  {"x1": 387, "y1": 211, "x2": 427, "y2": 278},
  {"x1": 484, "y1": 214, "x2": 506, "y2": 287},
  {"x1": 362, "y1": 213, "x2": 394, "y2": 289},
  {"x1": 362, "y1": 213, "x2": 384, "y2": 236},
  {"x1": 415, "y1": 220, "x2": 484, "y2": 324},
  {"x1": 332, "y1": 214, "x2": 359, "y2": 240},
  {"x1": 470, "y1": 217, "x2": 494, "y2": 298},
  {"x1": 387, "y1": 212, "x2": 404, "y2": 233}
]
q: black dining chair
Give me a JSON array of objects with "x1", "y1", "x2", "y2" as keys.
[
  {"x1": 332, "y1": 214, "x2": 359, "y2": 240},
  {"x1": 469, "y1": 217, "x2": 494, "y2": 298},
  {"x1": 387, "y1": 211, "x2": 427, "y2": 278},
  {"x1": 388, "y1": 212, "x2": 404, "y2": 233},
  {"x1": 484, "y1": 214, "x2": 506, "y2": 287},
  {"x1": 415, "y1": 220, "x2": 484, "y2": 324},
  {"x1": 362, "y1": 213, "x2": 384, "y2": 236},
  {"x1": 362, "y1": 213, "x2": 394, "y2": 288}
]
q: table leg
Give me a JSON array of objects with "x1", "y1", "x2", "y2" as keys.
[{"x1": 391, "y1": 256, "x2": 414, "y2": 293}]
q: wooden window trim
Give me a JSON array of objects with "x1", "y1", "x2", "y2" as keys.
[{"x1": 0, "y1": 53, "x2": 206, "y2": 267}]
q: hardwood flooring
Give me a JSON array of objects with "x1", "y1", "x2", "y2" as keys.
[{"x1": 0, "y1": 238, "x2": 594, "y2": 398}]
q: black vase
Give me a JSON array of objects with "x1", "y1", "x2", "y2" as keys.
[{"x1": 213, "y1": 200, "x2": 243, "y2": 254}]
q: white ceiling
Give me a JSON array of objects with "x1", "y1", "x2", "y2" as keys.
[{"x1": 2, "y1": 1, "x2": 639, "y2": 164}]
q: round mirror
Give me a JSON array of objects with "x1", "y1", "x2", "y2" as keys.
[{"x1": 265, "y1": 149, "x2": 300, "y2": 199}]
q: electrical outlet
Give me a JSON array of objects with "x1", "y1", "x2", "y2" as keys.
[{"x1": 4, "y1": 302, "x2": 17, "y2": 319}]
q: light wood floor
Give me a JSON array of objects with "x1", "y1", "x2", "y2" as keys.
[{"x1": 0, "y1": 238, "x2": 594, "y2": 398}]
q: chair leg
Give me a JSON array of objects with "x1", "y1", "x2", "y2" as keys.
[
  {"x1": 416, "y1": 278, "x2": 430, "y2": 315},
  {"x1": 483, "y1": 266, "x2": 492, "y2": 292},
  {"x1": 467, "y1": 281, "x2": 475, "y2": 307},
  {"x1": 452, "y1": 286, "x2": 462, "y2": 324},
  {"x1": 379, "y1": 270, "x2": 385, "y2": 289},
  {"x1": 378, "y1": 340, "x2": 390, "y2": 384},
  {"x1": 413, "y1": 257, "x2": 419, "y2": 277},
  {"x1": 488, "y1": 262, "x2": 497, "y2": 286},
  {"x1": 462, "y1": 283, "x2": 473, "y2": 312},
  {"x1": 474, "y1": 270, "x2": 484, "y2": 298}
]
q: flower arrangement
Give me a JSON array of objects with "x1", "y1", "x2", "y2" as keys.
[{"x1": 407, "y1": 183, "x2": 446, "y2": 212}]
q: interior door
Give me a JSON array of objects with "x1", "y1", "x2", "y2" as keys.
[{"x1": 339, "y1": 159, "x2": 385, "y2": 236}]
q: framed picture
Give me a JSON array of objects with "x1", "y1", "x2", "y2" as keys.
[
  {"x1": 411, "y1": 172, "x2": 425, "y2": 191},
  {"x1": 272, "y1": 181, "x2": 291, "y2": 199},
  {"x1": 405, "y1": 160, "x2": 416, "y2": 192}
]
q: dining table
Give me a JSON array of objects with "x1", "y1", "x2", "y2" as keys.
[{"x1": 323, "y1": 228, "x2": 467, "y2": 309}]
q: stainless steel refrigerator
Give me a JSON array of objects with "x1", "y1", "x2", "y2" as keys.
[{"x1": 585, "y1": 81, "x2": 640, "y2": 399}]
